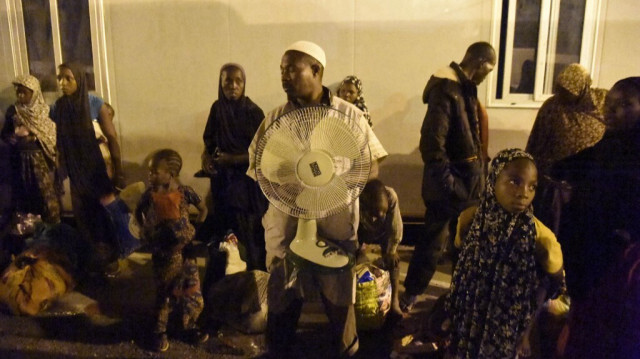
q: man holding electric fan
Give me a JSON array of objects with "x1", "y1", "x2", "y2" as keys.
[{"x1": 247, "y1": 40, "x2": 387, "y2": 358}]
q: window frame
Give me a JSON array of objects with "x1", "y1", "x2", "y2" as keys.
[
  {"x1": 486, "y1": 0, "x2": 605, "y2": 109},
  {"x1": 6, "y1": 0, "x2": 111, "y2": 102}
]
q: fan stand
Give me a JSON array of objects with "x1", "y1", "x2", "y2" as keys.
[{"x1": 287, "y1": 218, "x2": 354, "y2": 272}]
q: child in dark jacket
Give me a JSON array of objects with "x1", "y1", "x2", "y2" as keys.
[{"x1": 135, "y1": 149, "x2": 208, "y2": 352}]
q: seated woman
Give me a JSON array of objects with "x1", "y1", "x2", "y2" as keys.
[{"x1": 337, "y1": 75, "x2": 373, "y2": 127}]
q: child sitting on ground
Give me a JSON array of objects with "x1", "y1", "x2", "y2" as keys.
[
  {"x1": 135, "y1": 149, "x2": 208, "y2": 352},
  {"x1": 357, "y1": 179, "x2": 403, "y2": 317},
  {"x1": 445, "y1": 148, "x2": 564, "y2": 359}
]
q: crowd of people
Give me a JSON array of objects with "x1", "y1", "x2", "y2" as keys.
[{"x1": 0, "y1": 38, "x2": 639, "y2": 359}]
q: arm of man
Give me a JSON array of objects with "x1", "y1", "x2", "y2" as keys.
[{"x1": 97, "y1": 103, "x2": 124, "y2": 188}]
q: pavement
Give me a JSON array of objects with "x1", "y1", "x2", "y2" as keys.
[{"x1": 0, "y1": 244, "x2": 453, "y2": 359}]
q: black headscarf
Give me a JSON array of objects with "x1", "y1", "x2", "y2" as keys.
[
  {"x1": 203, "y1": 63, "x2": 265, "y2": 156},
  {"x1": 53, "y1": 62, "x2": 112, "y2": 198},
  {"x1": 202, "y1": 63, "x2": 266, "y2": 214}
]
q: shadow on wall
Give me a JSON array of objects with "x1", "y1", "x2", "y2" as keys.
[
  {"x1": 378, "y1": 148, "x2": 425, "y2": 218},
  {"x1": 487, "y1": 128, "x2": 530, "y2": 157}
]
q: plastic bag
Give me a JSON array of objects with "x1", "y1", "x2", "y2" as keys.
[
  {"x1": 206, "y1": 270, "x2": 269, "y2": 334},
  {"x1": 219, "y1": 231, "x2": 247, "y2": 275},
  {"x1": 10, "y1": 213, "x2": 42, "y2": 236},
  {"x1": 354, "y1": 263, "x2": 392, "y2": 330}
]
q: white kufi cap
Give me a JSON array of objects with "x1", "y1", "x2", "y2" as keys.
[{"x1": 285, "y1": 40, "x2": 326, "y2": 68}]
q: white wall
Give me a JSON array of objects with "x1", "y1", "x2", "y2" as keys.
[
  {"x1": 104, "y1": 0, "x2": 497, "y2": 216},
  {"x1": 1, "y1": 0, "x2": 639, "y2": 216}
]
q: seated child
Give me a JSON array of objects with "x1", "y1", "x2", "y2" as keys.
[
  {"x1": 357, "y1": 179, "x2": 403, "y2": 316},
  {"x1": 135, "y1": 149, "x2": 208, "y2": 352},
  {"x1": 446, "y1": 148, "x2": 564, "y2": 359}
]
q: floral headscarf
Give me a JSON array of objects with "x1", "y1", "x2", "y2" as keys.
[
  {"x1": 338, "y1": 75, "x2": 372, "y2": 127},
  {"x1": 526, "y1": 63, "x2": 607, "y2": 174},
  {"x1": 12, "y1": 75, "x2": 57, "y2": 162},
  {"x1": 556, "y1": 63, "x2": 591, "y2": 97},
  {"x1": 447, "y1": 148, "x2": 540, "y2": 358}
]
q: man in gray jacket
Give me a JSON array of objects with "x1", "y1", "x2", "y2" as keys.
[{"x1": 401, "y1": 42, "x2": 496, "y2": 312}]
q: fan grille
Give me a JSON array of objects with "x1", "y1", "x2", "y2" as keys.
[{"x1": 255, "y1": 106, "x2": 371, "y2": 219}]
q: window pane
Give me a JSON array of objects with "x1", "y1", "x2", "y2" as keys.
[
  {"x1": 22, "y1": 0, "x2": 57, "y2": 92},
  {"x1": 544, "y1": 0, "x2": 585, "y2": 94},
  {"x1": 510, "y1": 0, "x2": 541, "y2": 94},
  {"x1": 57, "y1": 0, "x2": 95, "y2": 90}
]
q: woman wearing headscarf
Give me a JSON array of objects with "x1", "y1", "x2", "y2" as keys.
[
  {"x1": 526, "y1": 63, "x2": 607, "y2": 175},
  {"x1": 525, "y1": 63, "x2": 607, "y2": 234},
  {"x1": 200, "y1": 63, "x2": 267, "y2": 273},
  {"x1": 553, "y1": 77, "x2": 640, "y2": 358},
  {"x1": 337, "y1": 75, "x2": 373, "y2": 127},
  {"x1": 2, "y1": 75, "x2": 60, "y2": 223},
  {"x1": 53, "y1": 62, "x2": 136, "y2": 275}
]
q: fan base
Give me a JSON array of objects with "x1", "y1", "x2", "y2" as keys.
[{"x1": 287, "y1": 237, "x2": 355, "y2": 272}]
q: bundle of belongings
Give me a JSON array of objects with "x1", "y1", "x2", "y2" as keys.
[
  {"x1": 206, "y1": 270, "x2": 269, "y2": 334},
  {"x1": 0, "y1": 223, "x2": 90, "y2": 316},
  {"x1": 354, "y1": 262, "x2": 392, "y2": 330},
  {"x1": 203, "y1": 232, "x2": 267, "y2": 334}
]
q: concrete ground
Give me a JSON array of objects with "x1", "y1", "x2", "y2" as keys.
[{"x1": 0, "y1": 243, "x2": 452, "y2": 359}]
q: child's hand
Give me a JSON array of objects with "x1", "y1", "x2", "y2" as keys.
[
  {"x1": 14, "y1": 125, "x2": 30, "y2": 137},
  {"x1": 213, "y1": 151, "x2": 232, "y2": 166}
]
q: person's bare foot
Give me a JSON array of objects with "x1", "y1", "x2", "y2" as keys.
[
  {"x1": 516, "y1": 332, "x2": 532, "y2": 358},
  {"x1": 390, "y1": 302, "x2": 404, "y2": 317}
]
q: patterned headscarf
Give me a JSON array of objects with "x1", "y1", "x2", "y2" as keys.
[
  {"x1": 526, "y1": 63, "x2": 607, "y2": 174},
  {"x1": 338, "y1": 75, "x2": 372, "y2": 127},
  {"x1": 447, "y1": 148, "x2": 539, "y2": 358},
  {"x1": 556, "y1": 63, "x2": 591, "y2": 97},
  {"x1": 12, "y1": 75, "x2": 57, "y2": 162}
]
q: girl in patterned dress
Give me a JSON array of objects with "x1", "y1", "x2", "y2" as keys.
[
  {"x1": 445, "y1": 149, "x2": 564, "y2": 359},
  {"x1": 135, "y1": 149, "x2": 208, "y2": 352}
]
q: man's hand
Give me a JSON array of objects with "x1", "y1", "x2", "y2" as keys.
[
  {"x1": 383, "y1": 252, "x2": 400, "y2": 269},
  {"x1": 113, "y1": 173, "x2": 126, "y2": 191}
]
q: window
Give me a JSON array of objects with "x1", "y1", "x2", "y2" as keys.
[
  {"x1": 487, "y1": 0, "x2": 603, "y2": 108},
  {"x1": 6, "y1": 0, "x2": 110, "y2": 100}
]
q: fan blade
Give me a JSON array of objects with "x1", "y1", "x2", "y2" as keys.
[
  {"x1": 295, "y1": 176, "x2": 350, "y2": 215},
  {"x1": 260, "y1": 129, "x2": 301, "y2": 184},
  {"x1": 309, "y1": 116, "x2": 360, "y2": 160},
  {"x1": 260, "y1": 148, "x2": 297, "y2": 184}
]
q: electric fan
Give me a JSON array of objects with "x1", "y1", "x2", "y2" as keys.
[{"x1": 255, "y1": 106, "x2": 372, "y2": 271}]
